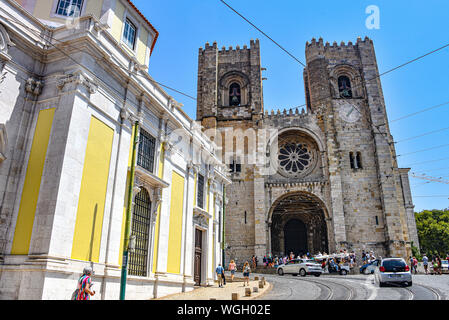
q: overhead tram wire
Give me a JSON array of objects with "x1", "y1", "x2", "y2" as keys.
[
  {"x1": 1, "y1": 16, "x2": 197, "y2": 104},
  {"x1": 394, "y1": 125, "x2": 449, "y2": 144},
  {"x1": 390, "y1": 100, "x2": 449, "y2": 124},
  {"x1": 403, "y1": 156, "x2": 449, "y2": 167},
  {"x1": 413, "y1": 195, "x2": 449, "y2": 198},
  {"x1": 397, "y1": 143, "x2": 449, "y2": 157},
  {"x1": 285, "y1": 42, "x2": 449, "y2": 116},
  {"x1": 219, "y1": 0, "x2": 306, "y2": 68},
  {"x1": 220, "y1": 0, "x2": 449, "y2": 116}
]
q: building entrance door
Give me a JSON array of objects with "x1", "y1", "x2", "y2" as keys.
[
  {"x1": 194, "y1": 229, "x2": 202, "y2": 285},
  {"x1": 284, "y1": 219, "x2": 308, "y2": 256}
]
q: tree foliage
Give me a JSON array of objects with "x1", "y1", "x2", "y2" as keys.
[{"x1": 415, "y1": 209, "x2": 449, "y2": 257}]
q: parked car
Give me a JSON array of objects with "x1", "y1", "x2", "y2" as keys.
[
  {"x1": 314, "y1": 253, "x2": 351, "y2": 275},
  {"x1": 277, "y1": 259, "x2": 323, "y2": 277},
  {"x1": 374, "y1": 258, "x2": 412, "y2": 287},
  {"x1": 327, "y1": 262, "x2": 350, "y2": 275},
  {"x1": 360, "y1": 259, "x2": 381, "y2": 274}
]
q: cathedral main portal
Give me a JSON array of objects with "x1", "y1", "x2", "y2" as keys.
[{"x1": 270, "y1": 192, "x2": 328, "y2": 257}]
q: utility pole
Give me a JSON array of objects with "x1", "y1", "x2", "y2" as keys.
[
  {"x1": 119, "y1": 121, "x2": 139, "y2": 300},
  {"x1": 222, "y1": 185, "x2": 226, "y2": 266}
]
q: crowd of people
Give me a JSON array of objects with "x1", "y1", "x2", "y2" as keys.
[
  {"x1": 420, "y1": 253, "x2": 449, "y2": 275},
  {"x1": 254, "y1": 249, "x2": 373, "y2": 270},
  {"x1": 213, "y1": 250, "x2": 449, "y2": 290}
]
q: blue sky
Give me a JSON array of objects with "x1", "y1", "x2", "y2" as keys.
[{"x1": 135, "y1": 0, "x2": 449, "y2": 212}]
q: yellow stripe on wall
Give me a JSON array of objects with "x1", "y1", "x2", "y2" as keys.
[
  {"x1": 166, "y1": 171, "x2": 185, "y2": 274},
  {"x1": 71, "y1": 117, "x2": 114, "y2": 262},
  {"x1": 111, "y1": 0, "x2": 125, "y2": 43},
  {"x1": 152, "y1": 144, "x2": 165, "y2": 272},
  {"x1": 11, "y1": 108, "x2": 55, "y2": 255}
]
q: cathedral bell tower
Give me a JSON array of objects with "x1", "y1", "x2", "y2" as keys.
[
  {"x1": 303, "y1": 37, "x2": 417, "y2": 258},
  {"x1": 196, "y1": 39, "x2": 264, "y2": 130}
]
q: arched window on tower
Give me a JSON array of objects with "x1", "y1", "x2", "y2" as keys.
[
  {"x1": 350, "y1": 151, "x2": 363, "y2": 169},
  {"x1": 338, "y1": 76, "x2": 352, "y2": 98},
  {"x1": 229, "y1": 83, "x2": 241, "y2": 106},
  {"x1": 356, "y1": 152, "x2": 362, "y2": 169}
]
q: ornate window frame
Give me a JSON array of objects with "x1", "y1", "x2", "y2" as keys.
[
  {"x1": 50, "y1": 0, "x2": 87, "y2": 19},
  {"x1": 329, "y1": 64, "x2": 364, "y2": 99},
  {"x1": 218, "y1": 71, "x2": 250, "y2": 107}
]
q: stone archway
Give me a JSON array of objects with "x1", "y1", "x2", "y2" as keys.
[{"x1": 269, "y1": 192, "x2": 329, "y2": 257}]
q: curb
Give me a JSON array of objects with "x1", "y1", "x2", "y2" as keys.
[{"x1": 154, "y1": 277, "x2": 272, "y2": 300}]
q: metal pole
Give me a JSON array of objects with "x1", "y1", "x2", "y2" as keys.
[
  {"x1": 120, "y1": 121, "x2": 139, "y2": 300},
  {"x1": 222, "y1": 185, "x2": 226, "y2": 265}
]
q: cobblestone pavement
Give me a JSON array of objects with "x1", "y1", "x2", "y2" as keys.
[{"x1": 157, "y1": 273, "x2": 272, "y2": 300}]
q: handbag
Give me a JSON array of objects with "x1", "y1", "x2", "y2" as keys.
[{"x1": 71, "y1": 289, "x2": 79, "y2": 300}]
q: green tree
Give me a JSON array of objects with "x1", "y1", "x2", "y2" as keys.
[{"x1": 415, "y1": 209, "x2": 449, "y2": 258}]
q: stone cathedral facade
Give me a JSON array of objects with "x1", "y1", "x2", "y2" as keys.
[{"x1": 196, "y1": 38, "x2": 419, "y2": 264}]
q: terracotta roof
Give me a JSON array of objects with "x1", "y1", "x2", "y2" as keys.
[{"x1": 125, "y1": 0, "x2": 159, "y2": 55}]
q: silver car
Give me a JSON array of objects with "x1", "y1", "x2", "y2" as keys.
[
  {"x1": 277, "y1": 259, "x2": 323, "y2": 277},
  {"x1": 374, "y1": 258, "x2": 412, "y2": 287}
]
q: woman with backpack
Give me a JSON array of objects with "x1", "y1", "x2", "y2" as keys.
[
  {"x1": 243, "y1": 261, "x2": 251, "y2": 287},
  {"x1": 228, "y1": 260, "x2": 237, "y2": 282}
]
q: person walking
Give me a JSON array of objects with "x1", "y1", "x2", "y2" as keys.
[
  {"x1": 73, "y1": 267, "x2": 95, "y2": 300},
  {"x1": 412, "y1": 257, "x2": 418, "y2": 274},
  {"x1": 422, "y1": 254, "x2": 429, "y2": 275},
  {"x1": 215, "y1": 264, "x2": 224, "y2": 287},
  {"x1": 228, "y1": 260, "x2": 237, "y2": 282},
  {"x1": 437, "y1": 256, "x2": 442, "y2": 275},
  {"x1": 243, "y1": 261, "x2": 251, "y2": 287}
]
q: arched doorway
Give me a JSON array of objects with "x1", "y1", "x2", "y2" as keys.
[
  {"x1": 284, "y1": 219, "x2": 308, "y2": 256},
  {"x1": 270, "y1": 192, "x2": 329, "y2": 257}
]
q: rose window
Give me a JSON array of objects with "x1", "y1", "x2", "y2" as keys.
[{"x1": 278, "y1": 142, "x2": 315, "y2": 177}]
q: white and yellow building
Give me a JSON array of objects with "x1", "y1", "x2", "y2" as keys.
[{"x1": 0, "y1": 0, "x2": 230, "y2": 299}]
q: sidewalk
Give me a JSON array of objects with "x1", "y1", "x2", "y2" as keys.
[{"x1": 156, "y1": 274, "x2": 272, "y2": 300}]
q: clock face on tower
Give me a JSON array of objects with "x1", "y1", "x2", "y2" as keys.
[{"x1": 339, "y1": 103, "x2": 361, "y2": 123}]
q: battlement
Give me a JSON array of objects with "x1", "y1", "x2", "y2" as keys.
[
  {"x1": 264, "y1": 107, "x2": 309, "y2": 119},
  {"x1": 306, "y1": 36, "x2": 373, "y2": 49},
  {"x1": 199, "y1": 39, "x2": 260, "y2": 54},
  {"x1": 305, "y1": 36, "x2": 374, "y2": 62}
]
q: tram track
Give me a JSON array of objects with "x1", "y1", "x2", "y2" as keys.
[
  {"x1": 342, "y1": 275, "x2": 443, "y2": 300},
  {"x1": 293, "y1": 276, "x2": 356, "y2": 300},
  {"x1": 257, "y1": 273, "x2": 444, "y2": 300}
]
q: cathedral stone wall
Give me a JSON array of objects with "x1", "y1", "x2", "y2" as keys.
[{"x1": 197, "y1": 37, "x2": 419, "y2": 264}]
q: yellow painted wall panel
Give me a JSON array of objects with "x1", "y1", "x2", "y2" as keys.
[
  {"x1": 137, "y1": 27, "x2": 148, "y2": 66},
  {"x1": 166, "y1": 171, "x2": 185, "y2": 274},
  {"x1": 84, "y1": 0, "x2": 104, "y2": 20},
  {"x1": 111, "y1": 0, "x2": 125, "y2": 43},
  {"x1": 32, "y1": 0, "x2": 54, "y2": 21},
  {"x1": 71, "y1": 117, "x2": 114, "y2": 262},
  {"x1": 11, "y1": 108, "x2": 55, "y2": 255}
]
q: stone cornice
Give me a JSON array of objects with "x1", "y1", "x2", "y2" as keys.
[
  {"x1": 266, "y1": 180, "x2": 328, "y2": 189},
  {"x1": 56, "y1": 71, "x2": 97, "y2": 95}
]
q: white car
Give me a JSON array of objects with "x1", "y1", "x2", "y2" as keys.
[
  {"x1": 277, "y1": 259, "x2": 323, "y2": 277},
  {"x1": 374, "y1": 258, "x2": 412, "y2": 287}
]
